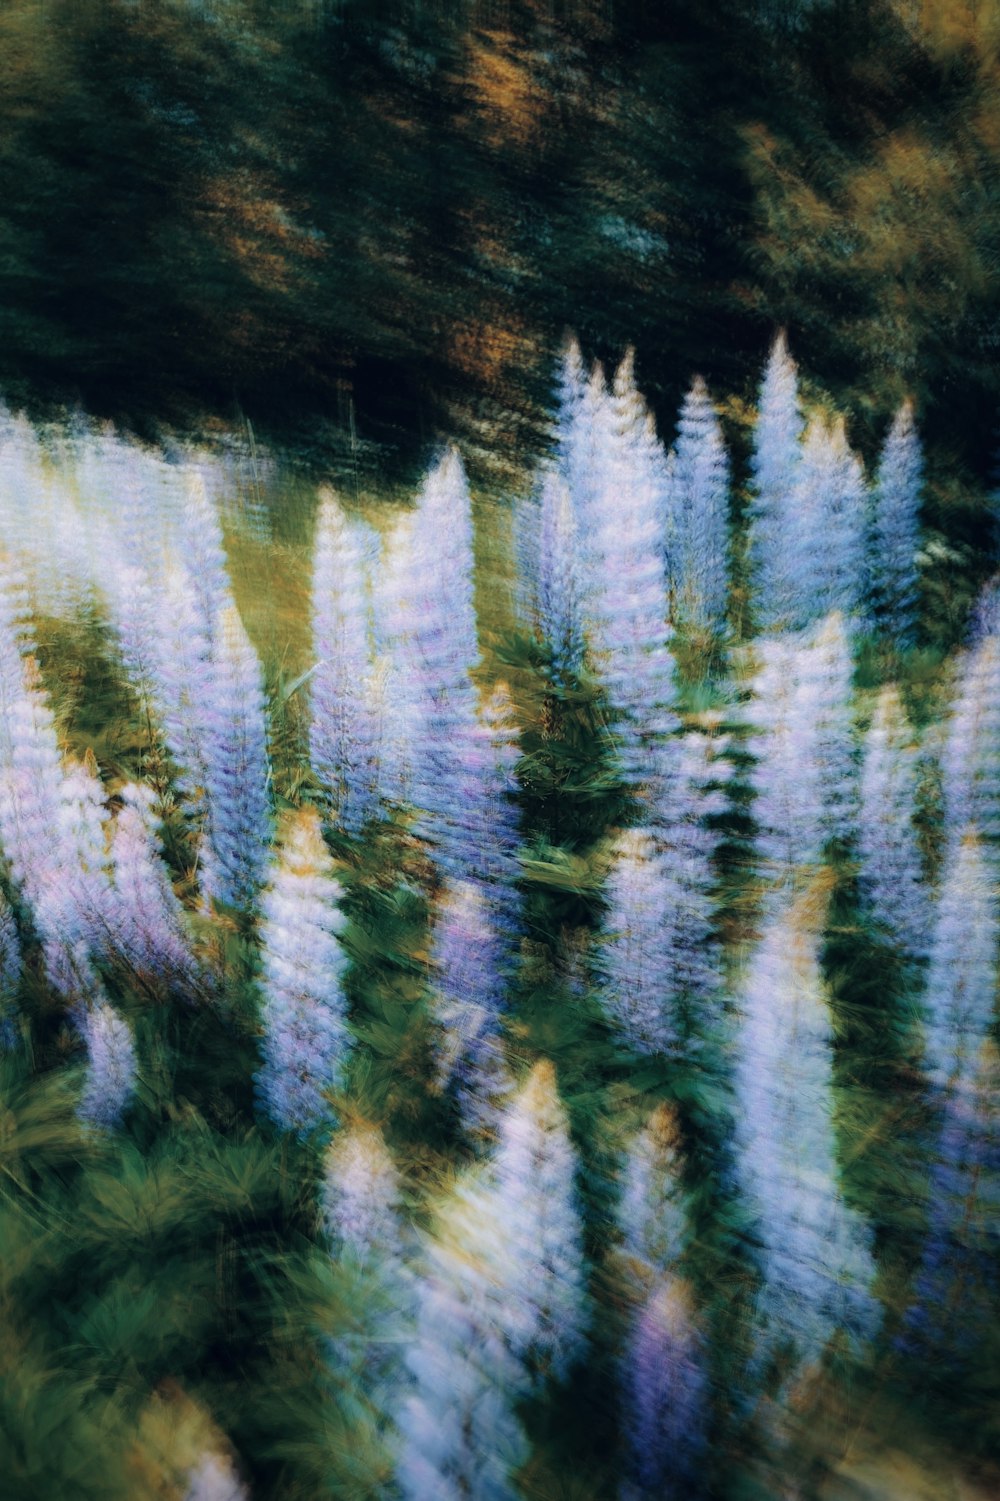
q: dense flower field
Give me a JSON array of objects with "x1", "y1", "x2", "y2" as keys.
[{"x1": 0, "y1": 337, "x2": 996, "y2": 1500}]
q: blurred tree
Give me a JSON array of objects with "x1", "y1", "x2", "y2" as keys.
[{"x1": 0, "y1": 0, "x2": 994, "y2": 512}]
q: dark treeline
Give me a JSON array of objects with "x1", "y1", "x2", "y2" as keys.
[{"x1": 0, "y1": 0, "x2": 998, "y2": 493}]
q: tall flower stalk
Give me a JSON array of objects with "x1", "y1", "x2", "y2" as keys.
[
  {"x1": 870, "y1": 402, "x2": 922, "y2": 645},
  {"x1": 310, "y1": 491, "x2": 381, "y2": 835},
  {"x1": 858, "y1": 685, "x2": 929, "y2": 956},
  {"x1": 733, "y1": 885, "x2": 878, "y2": 1373},
  {"x1": 255, "y1": 808, "x2": 351, "y2": 1136}
]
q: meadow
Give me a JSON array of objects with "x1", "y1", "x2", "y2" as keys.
[{"x1": 0, "y1": 331, "x2": 996, "y2": 1500}]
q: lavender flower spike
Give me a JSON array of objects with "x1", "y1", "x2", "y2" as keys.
[
  {"x1": 941, "y1": 631, "x2": 1000, "y2": 854},
  {"x1": 870, "y1": 400, "x2": 922, "y2": 645},
  {"x1": 200, "y1": 603, "x2": 270, "y2": 910},
  {"x1": 255, "y1": 808, "x2": 351, "y2": 1136},
  {"x1": 537, "y1": 470, "x2": 586, "y2": 681},
  {"x1": 666, "y1": 376, "x2": 730, "y2": 634},
  {"x1": 395, "y1": 1175, "x2": 529, "y2": 1501},
  {"x1": 811, "y1": 416, "x2": 868, "y2": 627},
  {"x1": 430, "y1": 880, "x2": 509, "y2": 1131},
  {"x1": 582, "y1": 353, "x2": 677, "y2": 793},
  {"x1": 599, "y1": 828, "x2": 684, "y2": 1057},
  {"x1": 747, "y1": 332, "x2": 805, "y2": 631},
  {"x1": 744, "y1": 636, "x2": 824, "y2": 872},
  {"x1": 0, "y1": 889, "x2": 22, "y2": 1045},
  {"x1": 377, "y1": 448, "x2": 481, "y2": 871},
  {"x1": 621, "y1": 1278, "x2": 708, "y2": 1501},
  {"x1": 396, "y1": 1068, "x2": 583, "y2": 1496},
  {"x1": 922, "y1": 829, "x2": 998, "y2": 1092},
  {"x1": 858, "y1": 685, "x2": 929, "y2": 957},
  {"x1": 490, "y1": 1059, "x2": 588, "y2": 1387},
  {"x1": 109, "y1": 783, "x2": 198, "y2": 989},
  {"x1": 77, "y1": 998, "x2": 137, "y2": 1130},
  {"x1": 178, "y1": 470, "x2": 232, "y2": 643},
  {"x1": 310, "y1": 490, "x2": 381, "y2": 835},
  {"x1": 901, "y1": 839, "x2": 999, "y2": 1357},
  {"x1": 734, "y1": 885, "x2": 878, "y2": 1372},
  {"x1": 745, "y1": 614, "x2": 857, "y2": 874},
  {"x1": 322, "y1": 1121, "x2": 404, "y2": 1265}
]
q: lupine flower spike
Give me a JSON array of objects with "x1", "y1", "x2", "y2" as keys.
[
  {"x1": 77, "y1": 999, "x2": 137, "y2": 1130},
  {"x1": 870, "y1": 401, "x2": 922, "y2": 646},
  {"x1": 734, "y1": 885, "x2": 878, "y2": 1373},
  {"x1": 665, "y1": 376, "x2": 730, "y2": 634},
  {"x1": 858, "y1": 685, "x2": 929, "y2": 956},
  {"x1": 747, "y1": 332, "x2": 805, "y2": 631},
  {"x1": 255, "y1": 808, "x2": 350, "y2": 1136},
  {"x1": 310, "y1": 490, "x2": 381, "y2": 835},
  {"x1": 200, "y1": 604, "x2": 270, "y2": 910}
]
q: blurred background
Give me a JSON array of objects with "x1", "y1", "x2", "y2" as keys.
[{"x1": 0, "y1": 0, "x2": 997, "y2": 504}]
